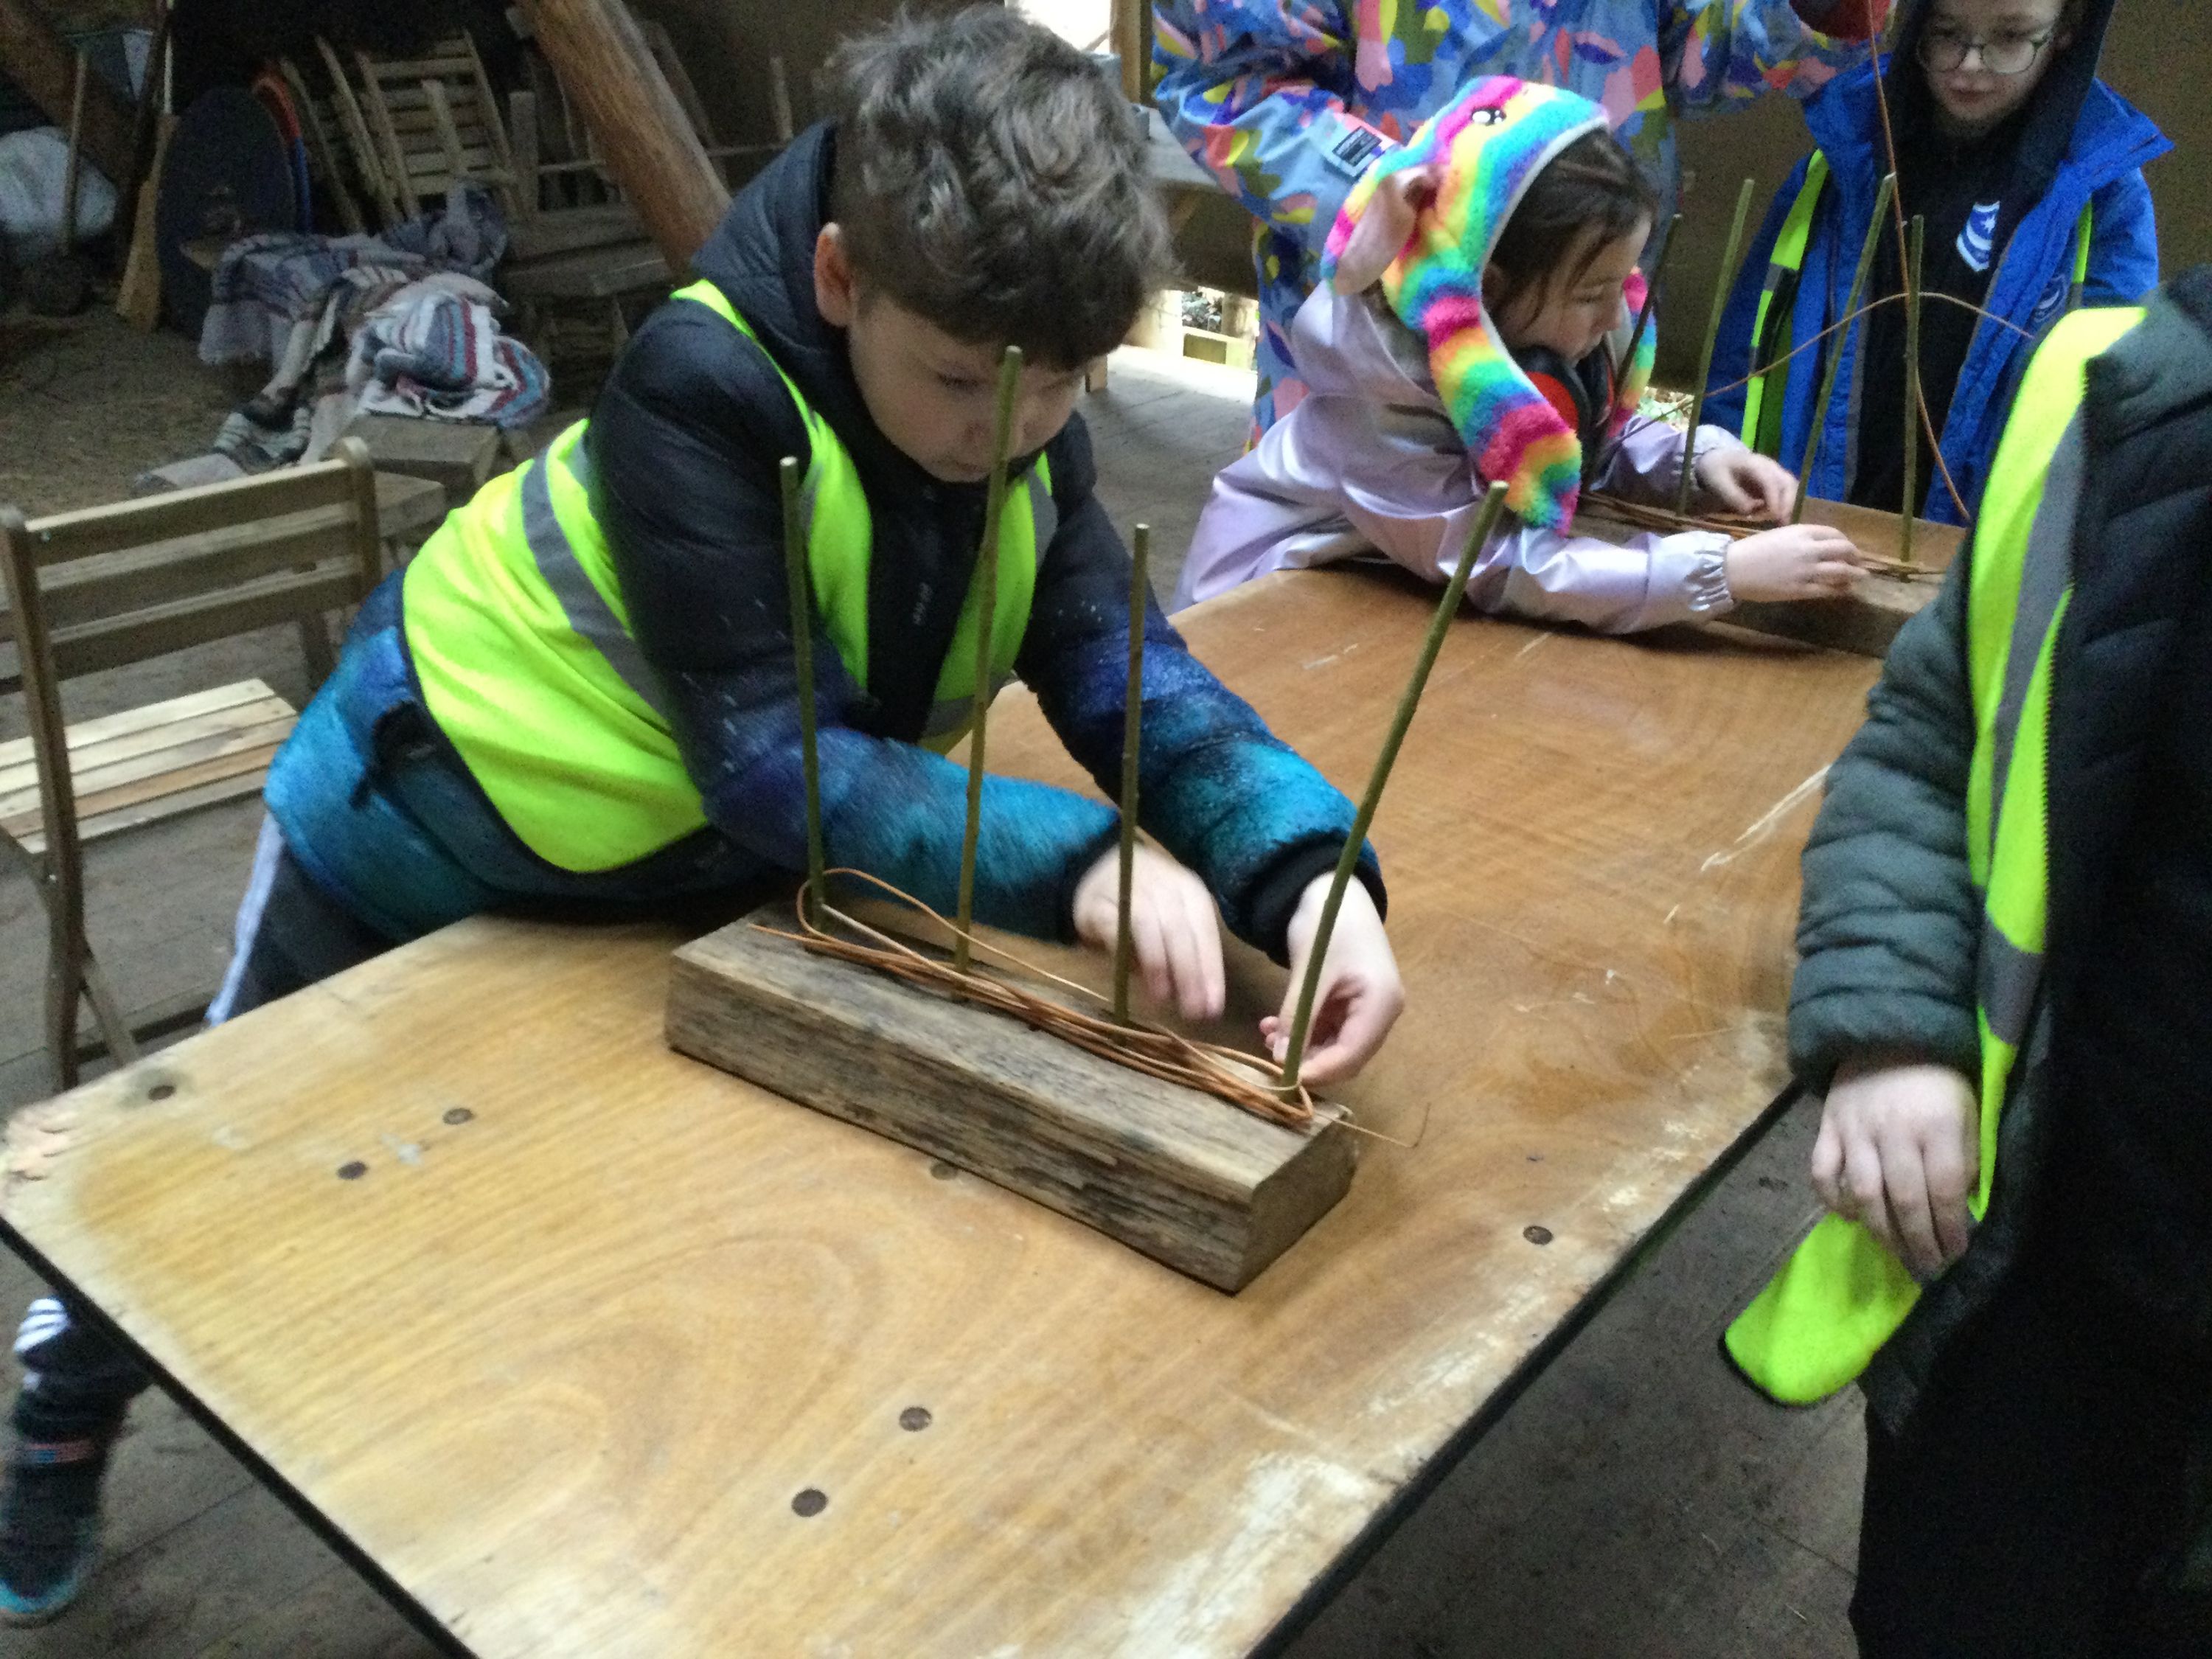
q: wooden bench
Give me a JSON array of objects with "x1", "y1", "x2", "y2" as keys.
[{"x1": 0, "y1": 440, "x2": 383, "y2": 1092}]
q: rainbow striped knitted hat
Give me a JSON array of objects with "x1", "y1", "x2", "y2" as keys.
[{"x1": 1321, "y1": 78, "x2": 1652, "y2": 530}]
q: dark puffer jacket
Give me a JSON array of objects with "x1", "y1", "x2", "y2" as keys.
[
  {"x1": 1787, "y1": 265, "x2": 2212, "y2": 1433},
  {"x1": 582, "y1": 123, "x2": 1380, "y2": 952}
]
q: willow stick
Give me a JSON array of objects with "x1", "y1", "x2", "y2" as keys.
[
  {"x1": 1112, "y1": 524, "x2": 1150, "y2": 1023},
  {"x1": 952, "y1": 345, "x2": 1026, "y2": 974},
  {"x1": 1279, "y1": 481, "x2": 1509, "y2": 1093},
  {"x1": 781, "y1": 455, "x2": 824, "y2": 926},
  {"x1": 1900, "y1": 213, "x2": 1926, "y2": 566},
  {"x1": 1676, "y1": 177, "x2": 1758, "y2": 517},
  {"x1": 1792, "y1": 170, "x2": 1896, "y2": 524}
]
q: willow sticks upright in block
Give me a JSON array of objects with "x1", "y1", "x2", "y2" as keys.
[
  {"x1": 1676, "y1": 178, "x2": 1757, "y2": 518},
  {"x1": 951, "y1": 345, "x2": 1025, "y2": 974},
  {"x1": 1277, "y1": 481, "x2": 1511, "y2": 1093},
  {"x1": 780, "y1": 454, "x2": 825, "y2": 925},
  {"x1": 1900, "y1": 213, "x2": 1927, "y2": 566},
  {"x1": 1792, "y1": 171, "x2": 1897, "y2": 525},
  {"x1": 1113, "y1": 524, "x2": 1150, "y2": 1024}
]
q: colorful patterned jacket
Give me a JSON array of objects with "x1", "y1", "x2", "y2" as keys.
[{"x1": 1152, "y1": 0, "x2": 1888, "y2": 432}]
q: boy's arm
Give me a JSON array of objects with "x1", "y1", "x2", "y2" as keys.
[
  {"x1": 1790, "y1": 552, "x2": 1983, "y2": 1092},
  {"x1": 585, "y1": 306, "x2": 1119, "y2": 939},
  {"x1": 2081, "y1": 170, "x2": 2160, "y2": 307},
  {"x1": 1018, "y1": 417, "x2": 1384, "y2": 961},
  {"x1": 1150, "y1": 0, "x2": 1391, "y2": 270},
  {"x1": 1660, "y1": 0, "x2": 1886, "y2": 112}
]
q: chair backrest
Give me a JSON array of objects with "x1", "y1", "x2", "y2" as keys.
[
  {"x1": 0, "y1": 437, "x2": 382, "y2": 690},
  {"x1": 0, "y1": 437, "x2": 381, "y2": 877}
]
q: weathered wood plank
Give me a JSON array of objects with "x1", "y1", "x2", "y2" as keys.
[
  {"x1": 668, "y1": 911, "x2": 1354, "y2": 1292},
  {"x1": 1573, "y1": 494, "x2": 1961, "y2": 658}
]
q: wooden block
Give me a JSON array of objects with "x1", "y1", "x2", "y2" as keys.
[
  {"x1": 341, "y1": 414, "x2": 502, "y2": 504},
  {"x1": 667, "y1": 911, "x2": 1355, "y2": 1293},
  {"x1": 1727, "y1": 570, "x2": 1938, "y2": 658},
  {"x1": 1573, "y1": 493, "x2": 1960, "y2": 658}
]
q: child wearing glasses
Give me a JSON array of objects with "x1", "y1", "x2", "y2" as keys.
[{"x1": 1705, "y1": 0, "x2": 2166, "y2": 525}]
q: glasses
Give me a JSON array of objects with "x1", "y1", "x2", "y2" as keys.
[{"x1": 1917, "y1": 26, "x2": 2058, "y2": 74}]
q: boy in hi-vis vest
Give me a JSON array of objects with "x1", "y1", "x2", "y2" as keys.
[
  {"x1": 0, "y1": 10, "x2": 1402, "y2": 1624},
  {"x1": 1725, "y1": 269, "x2": 2212, "y2": 1653}
]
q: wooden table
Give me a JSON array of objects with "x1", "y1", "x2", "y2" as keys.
[{"x1": 0, "y1": 570, "x2": 1879, "y2": 1657}]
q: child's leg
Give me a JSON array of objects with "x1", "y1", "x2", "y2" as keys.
[
  {"x1": 0, "y1": 1295, "x2": 147, "y2": 1622},
  {"x1": 1851, "y1": 1258, "x2": 2199, "y2": 1657}
]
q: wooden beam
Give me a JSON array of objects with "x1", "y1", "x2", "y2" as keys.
[
  {"x1": 511, "y1": 0, "x2": 728, "y2": 272},
  {"x1": 667, "y1": 908, "x2": 1356, "y2": 1293},
  {"x1": 0, "y1": 0, "x2": 135, "y2": 185}
]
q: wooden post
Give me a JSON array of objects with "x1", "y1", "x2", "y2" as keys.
[
  {"x1": 0, "y1": 0, "x2": 135, "y2": 186},
  {"x1": 1113, "y1": 525, "x2": 1150, "y2": 1023},
  {"x1": 1675, "y1": 178, "x2": 1758, "y2": 518},
  {"x1": 1900, "y1": 214, "x2": 1926, "y2": 566},
  {"x1": 1113, "y1": 0, "x2": 1147, "y2": 100},
  {"x1": 1278, "y1": 481, "x2": 1510, "y2": 1092},
  {"x1": 1791, "y1": 172, "x2": 1896, "y2": 524},
  {"x1": 952, "y1": 347, "x2": 1026, "y2": 973},
  {"x1": 511, "y1": 0, "x2": 730, "y2": 271}
]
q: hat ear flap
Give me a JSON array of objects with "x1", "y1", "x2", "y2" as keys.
[{"x1": 1332, "y1": 162, "x2": 1444, "y2": 294}]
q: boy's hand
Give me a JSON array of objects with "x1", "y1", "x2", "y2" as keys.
[
  {"x1": 1695, "y1": 447, "x2": 1798, "y2": 522},
  {"x1": 1072, "y1": 844, "x2": 1225, "y2": 1021},
  {"x1": 1810, "y1": 1055, "x2": 1979, "y2": 1279},
  {"x1": 1725, "y1": 525, "x2": 1865, "y2": 603},
  {"x1": 1259, "y1": 875, "x2": 1404, "y2": 1088}
]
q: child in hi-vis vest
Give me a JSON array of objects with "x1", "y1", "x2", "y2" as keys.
[
  {"x1": 0, "y1": 10, "x2": 1404, "y2": 1626},
  {"x1": 1705, "y1": 0, "x2": 2165, "y2": 525},
  {"x1": 1725, "y1": 272, "x2": 2212, "y2": 1654}
]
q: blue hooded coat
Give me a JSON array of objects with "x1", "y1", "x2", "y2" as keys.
[{"x1": 1704, "y1": 0, "x2": 2166, "y2": 524}]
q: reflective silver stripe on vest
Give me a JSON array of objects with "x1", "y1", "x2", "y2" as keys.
[
  {"x1": 917, "y1": 476, "x2": 1059, "y2": 737},
  {"x1": 1976, "y1": 411, "x2": 2081, "y2": 1048},
  {"x1": 521, "y1": 454, "x2": 671, "y2": 722}
]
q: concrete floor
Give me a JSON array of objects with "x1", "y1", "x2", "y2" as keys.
[{"x1": 0, "y1": 314, "x2": 1865, "y2": 1657}]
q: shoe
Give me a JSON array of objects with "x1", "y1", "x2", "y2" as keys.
[{"x1": 0, "y1": 1439, "x2": 106, "y2": 1625}]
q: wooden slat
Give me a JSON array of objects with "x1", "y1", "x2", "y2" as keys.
[
  {"x1": 501, "y1": 242, "x2": 669, "y2": 301},
  {"x1": 44, "y1": 564, "x2": 366, "y2": 681},
  {"x1": 507, "y1": 203, "x2": 645, "y2": 262},
  {"x1": 18, "y1": 508, "x2": 369, "y2": 636},
  {"x1": 361, "y1": 53, "x2": 479, "y2": 82},
  {"x1": 0, "y1": 681, "x2": 285, "y2": 801},
  {"x1": 0, "y1": 707, "x2": 293, "y2": 825},
  {"x1": 7, "y1": 744, "x2": 284, "y2": 855},
  {"x1": 0, "y1": 679, "x2": 275, "y2": 773},
  {"x1": 13, "y1": 461, "x2": 361, "y2": 570}
]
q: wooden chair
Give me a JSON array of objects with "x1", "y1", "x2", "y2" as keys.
[{"x1": 0, "y1": 439, "x2": 383, "y2": 1093}]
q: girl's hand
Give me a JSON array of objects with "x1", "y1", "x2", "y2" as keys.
[
  {"x1": 1260, "y1": 876, "x2": 1404, "y2": 1087},
  {"x1": 1695, "y1": 446, "x2": 1798, "y2": 522},
  {"x1": 1811, "y1": 1054, "x2": 1980, "y2": 1278},
  {"x1": 1072, "y1": 844, "x2": 1225, "y2": 1021},
  {"x1": 1725, "y1": 525, "x2": 1865, "y2": 602}
]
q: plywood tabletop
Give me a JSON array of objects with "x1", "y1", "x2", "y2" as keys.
[{"x1": 0, "y1": 570, "x2": 1879, "y2": 1658}]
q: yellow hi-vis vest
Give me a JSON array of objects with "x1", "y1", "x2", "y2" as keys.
[
  {"x1": 1736, "y1": 156, "x2": 2096, "y2": 457},
  {"x1": 400, "y1": 279, "x2": 1055, "y2": 874},
  {"x1": 1722, "y1": 304, "x2": 2146, "y2": 1405}
]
